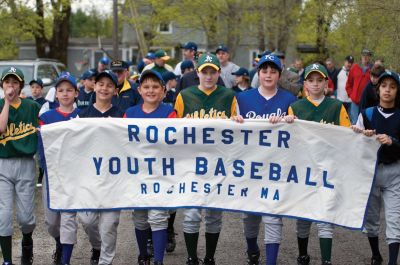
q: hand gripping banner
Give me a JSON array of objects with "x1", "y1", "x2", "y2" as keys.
[{"x1": 40, "y1": 118, "x2": 380, "y2": 229}]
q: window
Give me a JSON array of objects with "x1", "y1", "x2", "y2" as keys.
[
  {"x1": 158, "y1": 22, "x2": 172, "y2": 34},
  {"x1": 37, "y1": 64, "x2": 58, "y2": 85}
]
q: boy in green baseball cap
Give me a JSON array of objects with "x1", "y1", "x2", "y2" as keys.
[
  {"x1": 0, "y1": 66, "x2": 41, "y2": 265},
  {"x1": 288, "y1": 63, "x2": 350, "y2": 265}
]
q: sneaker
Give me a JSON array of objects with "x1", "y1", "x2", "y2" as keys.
[
  {"x1": 21, "y1": 244, "x2": 33, "y2": 265},
  {"x1": 247, "y1": 251, "x2": 260, "y2": 265},
  {"x1": 321, "y1": 261, "x2": 332, "y2": 265},
  {"x1": 203, "y1": 257, "x2": 215, "y2": 265},
  {"x1": 166, "y1": 229, "x2": 176, "y2": 253},
  {"x1": 371, "y1": 255, "x2": 383, "y2": 265},
  {"x1": 52, "y1": 246, "x2": 62, "y2": 265},
  {"x1": 138, "y1": 255, "x2": 150, "y2": 265},
  {"x1": 147, "y1": 238, "x2": 154, "y2": 257},
  {"x1": 90, "y1": 248, "x2": 100, "y2": 265},
  {"x1": 186, "y1": 257, "x2": 200, "y2": 265},
  {"x1": 297, "y1": 255, "x2": 310, "y2": 265}
]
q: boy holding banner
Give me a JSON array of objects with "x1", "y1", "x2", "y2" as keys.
[
  {"x1": 352, "y1": 70, "x2": 400, "y2": 265},
  {"x1": 39, "y1": 73, "x2": 80, "y2": 265},
  {"x1": 77, "y1": 70, "x2": 123, "y2": 265},
  {"x1": 288, "y1": 63, "x2": 350, "y2": 265},
  {"x1": 233, "y1": 54, "x2": 296, "y2": 265},
  {"x1": 0, "y1": 67, "x2": 40, "y2": 265},
  {"x1": 175, "y1": 53, "x2": 237, "y2": 265},
  {"x1": 124, "y1": 70, "x2": 176, "y2": 265}
]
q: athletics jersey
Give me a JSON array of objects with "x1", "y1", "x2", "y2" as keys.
[
  {"x1": 124, "y1": 103, "x2": 176, "y2": 118},
  {"x1": 39, "y1": 108, "x2": 80, "y2": 125},
  {"x1": 79, "y1": 104, "x2": 123, "y2": 118},
  {"x1": 237, "y1": 88, "x2": 296, "y2": 119},
  {"x1": 175, "y1": 85, "x2": 236, "y2": 119},
  {"x1": 289, "y1": 96, "x2": 350, "y2": 127},
  {"x1": 0, "y1": 98, "x2": 40, "y2": 158},
  {"x1": 77, "y1": 88, "x2": 94, "y2": 109}
]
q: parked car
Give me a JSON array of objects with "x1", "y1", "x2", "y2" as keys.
[{"x1": 0, "y1": 59, "x2": 67, "y2": 97}]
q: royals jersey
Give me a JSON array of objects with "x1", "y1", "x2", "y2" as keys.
[
  {"x1": 236, "y1": 88, "x2": 296, "y2": 119},
  {"x1": 175, "y1": 85, "x2": 236, "y2": 119},
  {"x1": 289, "y1": 97, "x2": 350, "y2": 126},
  {"x1": 79, "y1": 104, "x2": 123, "y2": 118},
  {"x1": 0, "y1": 98, "x2": 40, "y2": 158},
  {"x1": 124, "y1": 103, "x2": 176, "y2": 118},
  {"x1": 39, "y1": 108, "x2": 80, "y2": 125}
]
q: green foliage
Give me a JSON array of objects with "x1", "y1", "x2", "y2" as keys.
[{"x1": 70, "y1": 8, "x2": 113, "y2": 38}]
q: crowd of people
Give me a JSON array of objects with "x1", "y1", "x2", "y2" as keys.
[{"x1": 0, "y1": 40, "x2": 399, "y2": 265}]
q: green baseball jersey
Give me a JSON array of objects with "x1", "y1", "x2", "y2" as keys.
[
  {"x1": 290, "y1": 97, "x2": 344, "y2": 125},
  {"x1": 0, "y1": 98, "x2": 40, "y2": 158},
  {"x1": 175, "y1": 85, "x2": 236, "y2": 118}
]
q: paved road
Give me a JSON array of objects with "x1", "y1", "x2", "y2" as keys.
[{"x1": 9, "y1": 187, "x2": 389, "y2": 265}]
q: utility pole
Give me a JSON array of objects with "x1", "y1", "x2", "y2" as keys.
[{"x1": 112, "y1": 0, "x2": 119, "y2": 59}]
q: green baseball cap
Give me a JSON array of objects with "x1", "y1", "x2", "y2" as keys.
[
  {"x1": 197, "y1": 53, "x2": 220, "y2": 71},
  {"x1": 154, "y1": 49, "x2": 170, "y2": 61},
  {"x1": 1, "y1": 66, "x2": 24, "y2": 82},
  {"x1": 304, "y1": 63, "x2": 328, "y2": 80}
]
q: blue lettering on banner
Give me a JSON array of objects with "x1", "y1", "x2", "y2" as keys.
[
  {"x1": 165, "y1": 127, "x2": 177, "y2": 144},
  {"x1": 141, "y1": 183, "x2": 147, "y2": 194},
  {"x1": 203, "y1": 127, "x2": 215, "y2": 144},
  {"x1": 109, "y1": 157, "x2": 120, "y2": 174},
  {"x1": 204, "y1": 183, "x2": 211, "y2": 193},
  {"x1": 154, "y1": 182, "x2": 160, "y2": 193},
  {"x1": 287, "y1": 165, "x2": 298, "y2": 183},
  {"x1": 278, "y1": 130, "x2": 290, "y2": 148},
  {"x1": 179, "y1": 182, "x2": 185, "y2": 193},
  {"x1": 250, "y1": 162, "x2": 263, "y2": 179},
  {"x1": 261, "y1": 187, "x2": 268, "y2": 198},
  {"x1": 259, "y1": 130, "x2": 272, "y2": 146},
  {"x1": 273, "y1": 190, "x2": 280, "y2": 200},
  {"x1": 305, "y1": 167, "x2": 317, "y2": 186},
  {"x1": 191, "y1": 181, "x2": 198, "y2": 192},
  {"x1": 162, "y1": 158, "x2": 175, "y2": 175},
  {"x1": 269, "y1": 163, "x2": 281, "y2": 181},
  {"x1": 196, "y1": 157, "x2": 208, "y2": 175},
  {"x1": 221, "y1": 129, "x2": 233, "y2": 144},
  {"x1": 93, "y1": 157, "x2": 103, "y2": 175},
  {"x1": 146, "y1": 126, "x2": 158, "y2": 143},
  {"x1": 214, "y1": 158, "x2": 226, "y2": 176},
  {"x1": 240, "y1": 129, "x2": 252, "y2": 145},
  {"x1": 323, "y1": 170, "x2": 334, "y2": 189},
  {"x1": 127, "y1": 125, "x2": 140, "y2": 142},
  {"x1": 144, "y1": 157, "x2": 156, "y2": 175},
  {"x1": 233, "y1": 160, "x2": 245, "y2": 177},
  {"x1": 127, "y1": 157, "x2": 139, "y2": 174},
  {"x1": 228, "y1": 184, "x2": 235, "y2": 196},
  {"x1": 241, "y1": 188, "x2": 248, "y2": 197},
  {"x1": 183, "y1": 127, "x2": 196, "y2": 144}
]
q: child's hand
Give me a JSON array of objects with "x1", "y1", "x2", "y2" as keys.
[
  {"x1": 268, "y1": 116, "x2": 282, "y2": 124},
  {"x1": 231, "y1": 115, "x2": 244, "y2": 123},
  {"x1": 351, "y1": 125, "x2": 363, "y2": 133},
  {"x1": 363, "y1": 129, "x2": 376, "y2": 137},
  {"x1": 376, "y1": 134, "x2": 392, "y2": 145},
  {"x1": 283, "y1": 115, "x2": 296, "y2": 123},
  {"x1": 4, "y1": 87, "x2": 17, "y2": 102}
]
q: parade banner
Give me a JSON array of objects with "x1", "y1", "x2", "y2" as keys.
[{"x1": 41, "y1": 118, "x2": 380, "y2": 229}]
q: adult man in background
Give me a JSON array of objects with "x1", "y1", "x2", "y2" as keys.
[
  {"x1": 175, "y1": 42, "x2": 197, "y2": 76},
  {"x1": 336, "y1": 55, "x2": 354, "y2": 111},
  {"x1": 215, "y1": 44, "x2": 240, "y2": 89},
  {"x1": 345, "y1": 48, "x2": 373, "y2": 124},
  {"x1": 325, "y1": 58, "x2": 339, "y2": 91}
]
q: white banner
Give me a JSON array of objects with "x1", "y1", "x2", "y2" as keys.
[{"x1": 41, "y1": 118, "x2": 380, "y2": 229}]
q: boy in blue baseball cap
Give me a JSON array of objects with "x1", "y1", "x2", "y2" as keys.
[
  {"x1": 27, "y1": 79, "x2": 46, "y2": 106},
  {"x1": 231, "y1": 67, "x2": 253, "y2": 93},
  {"x1": 77, "y1": 69, "x2": 96, "y2": 109},
  {"x1": 352, "y1": 70, "x2": 400, "y2": 265},
  {"x1": 233, "y1": 54, "x2": 297, "y2": 265}
]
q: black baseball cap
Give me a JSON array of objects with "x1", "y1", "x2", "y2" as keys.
[
  {"x1": 29, "y1": 78, "x2": 43, "y2": 87},
  {"x1": 110, "y1": 60, "x2": 129, "y2": 71},
  {"x1": 345, "y1": 55, "x2": 354, "y2": 63},
  {"x1": 181, "y1": 42, "x2": 198, "y2": 51},
  {"x1": 216, "y1": 44, "x2": 229, "y2": 53},
  {"x1": 232, "y1": 68, "x2": 249, "y2": 76}
]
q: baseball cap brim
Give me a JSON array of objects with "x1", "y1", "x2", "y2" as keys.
[
  {"x1": 55, "y1": 78, "x2": 78, "y2": 90},
  {"x1": 139, "y1": 70, "x2": 165, "y2": 86},
  {"x1": 158, "y1": 55, "x2": 170, "y2": 61},
  {"x1": 96, "y1": 72, "x2": 118, "y2": 87},
  {"x1": 198, "y1": 63, "x2": 220, "y2": 72},
  {"x1": 2, "y1": 73, "x2": 23, "y2": 82},
  {"x1": 305, "y1": 70, "x2": 328, "y2": 80}
]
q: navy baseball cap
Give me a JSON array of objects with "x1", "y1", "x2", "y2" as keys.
[
  {"x1": 257, "y1": 54, "x2": 282, "y2": 72},
  {"x1": 95, "y1": 70, "x2": 118, "y2": 87},
  {"x1": 180, "y1": 60, "x2": 195, "y2": 72},
  {"x1": 110, "y1": 60, "x2": 129, "y2": 71},
  {"x1": 232, "y1": 68, "x2": 249, "y2": 76},
  {"x1": 216, "y1": 44, "x2": 229, "y2": 53},
  {"x1": 145, "y1": 52, "x2": 155, "y2": 60},
  {"x1": 55, "y1": 72, "x2": 78, "y2": 90},
  {"x1": 139, "y1": 70, "x2": 166, "y2": 86},
  {"x1": 378, "y1": 70, "x2": 400, "y2": 87},
  {"x1": 99, "y1": 57, "x2": 110, "y2": 65},
  {"x1": 29, "y1": 78, "x2": 43, "y2": 87},
  {"x1": 162, "y1": 71, "x2": 178, "y2": 83},
  {"x1": 181, "y1": 41, "x2": 198, "y2": 51},
  {"x1": 80, "y1": 69, "x2": 96, "y2": 80}
]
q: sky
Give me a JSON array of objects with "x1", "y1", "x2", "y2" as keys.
[{"x1": 71, "y1": 0, "x2": 113, "y2": 14}]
